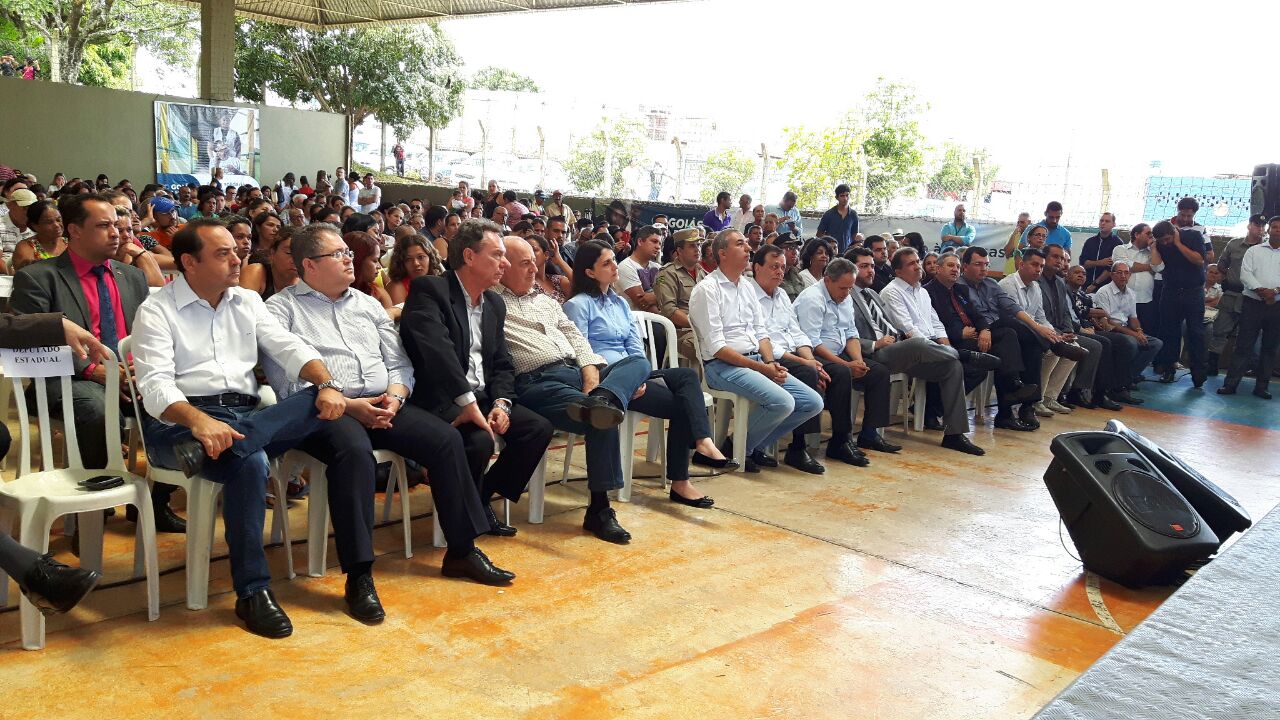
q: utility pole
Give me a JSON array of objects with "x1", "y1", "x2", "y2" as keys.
[
  {"x1": 479, "y1": 120, "x2": 489, "y2": 189},
  {"x1": 671, "y1": 136, "x2": 685, "y2": 202}
]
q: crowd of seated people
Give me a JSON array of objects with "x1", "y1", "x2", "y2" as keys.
[{"x1": 3, "y1": 161, "x2": 1279, "y2": 643}]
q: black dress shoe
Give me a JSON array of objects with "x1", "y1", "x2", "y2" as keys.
[
  {"x1": 1157, "y1": 369, "x2": 1177, "y2": 384},
  {"x1": 442, "y1": 547, "x2": 516, "y2": 585},
  {"x1": 235, "y1": 588, "x2": 293, "y2": 638},
  {"x1": 742, "y1": 454, "x2": 760, "y2": 473},
  {"x1": 669, "y1": 490, "x2": 714, "y2": 508},
  {"x1": 749, "y1": 449, "x2": 778, "y2": 468},
  {"x1": 483, "y1": 503, "x2": 518, "y2": 537},
  {"x1": 18, "y1": 554, "x2": 101, "y2": 616},
  {"x1": 172, "y1": 441, "x2": 207, "y2": 478},
  {"x1": 582, "y1": 507, "x2": 632, "y2": 544},
  {"x1": 344, "y1": 573, "x2": 385, "y2": 624},
  {"x1": 941, "y1": 434, "x2": 985, "y2": 456},
  {"x1": 691, "y1": 452, "x2": 738, "y2": 470},
  {"x1": 1016, "y1": 408, "x2": 1041, "y2": 430},
  {"x1": 957, "y1": 349, "x2": 1002, "y2": 371},
  {"x1": 856, "y1": 435, "x2": 902, "y2": 453},
  {"x1": 566, "y1": 395, "x2": 624, "y2": 430},
  {"x1": 1051, "y1": 341, "x2": 1089, "y2": 362},
  {"x1": 1192, "y1": 376, "x2": 1206, "y2": 389},
  {"x1": 1109, "y1": 390, "x2": 1143, "y2": 406},
  {"x1": 993, "y1": 415, "x2": 1035, "y2": 432},
  {"x1": 1216, "y1": 385, "x2": 1237, "y2": 395},
  {"x1": 127, "y1": 502, "x2": 188, "y2": 534},
  {"x1": 1009, "y1": 381, "x2": 1041, "y2": 404},
  {"x1": 1254, "y1": 388, "x2": 1273, "y2": 400},
  {"x1": 823, "y1": 441, "x2": 868, "y2": 468},
  {"x1": 1063, "y1": 389, "x2": 1092, "y2": 409},
  {"x1": 923, "y1": 417, "x2": 946, "y2": 432},
  {"x1": 1096, "y1": 395, "x2": 1124, "y2": 411}
]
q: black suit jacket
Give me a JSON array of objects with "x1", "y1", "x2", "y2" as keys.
[
  {"x1": 399, "y1": 270, "x2": 516, "y2": 416},
  {"x1": 925, "y1": 278, "x2": 989, "y2": 345},
  {"x1": 11, "y1": 252, "x2": 148, "y2": 374}
]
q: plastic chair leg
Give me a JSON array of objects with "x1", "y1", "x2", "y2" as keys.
[
  {"x1": 130, "y1": 480, "x2": 160, "y2": 622},
  {"x1": 184, "y1": 480, "x2": 218, "y2": 610},
  {"x1": 306, "y1": 466, "x2": 330, "y2": 578},
  {"x1": 527, "y1": 454, "x2": 548, "y2": 524},
  {"x1": 913, "y1": 381, "x2": 927, "y2": 432},
  {"x1": 268, "y1": 470, "x2": 295, "y2": 580},
  {"x1": 645, "y1": 417, "x2": 662, "y2": 463},
  {"x1": 731, "y1": 399, "x2": 750, "y2": 468},
  {"x1": 0, "y1": 513, "x2": 10, "y2": 605},
  {"x1": 18, "y1": 508, "x2": 53, "y2": 650},
  {"x1": 618, "y1": 415, "x2": 636, "y2": 503},
  {"x1": 560, "y1": 435, "x2": 575, "y2": 484},
  {"x1": 77, "y1": 510, "x2": 105, "y2": 574}
]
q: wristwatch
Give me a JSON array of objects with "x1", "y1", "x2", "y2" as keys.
[
  {"x1": 317, "y1": 379, "x2": 344, "y2": 393},
  {"x1": 389, "y1": 392, "x2": 408, "y2": 411}
]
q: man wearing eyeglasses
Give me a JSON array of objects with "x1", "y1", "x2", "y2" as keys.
[{"x1": 265, "y1": 224, "x2": 517, "y2": 625}]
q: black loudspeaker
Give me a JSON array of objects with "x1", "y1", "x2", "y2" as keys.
[
  {"x1": 1044, "y1": 431, "x2": 1220, "y2": 586},
  {"x1": 1251, "y1": 163, "x2": 1280, "y2": 219},
  {"x1": 1105, "y1": 419, "x2": 1252, "y2": 543}
]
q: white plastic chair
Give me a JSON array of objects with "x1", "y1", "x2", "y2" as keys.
[
  {"x1": 0, "y1": 347, "x2": 159, "y2": 650},
  {"x1": 376, "y1": 450, "x2": 446, "y2": 559},
  {"x1": 891, "y1": 374, "x2": 929, "y2": 431},
  {"x1": 118, "y1": 336, "x2": 295, "y2": 610},
  {"x1": 687, "y1": 325, "x2": 752, "y2": 468}
]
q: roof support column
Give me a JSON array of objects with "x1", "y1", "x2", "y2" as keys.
[{"x1": 199, "y1": 0, "x2": 236, "y2": 102}]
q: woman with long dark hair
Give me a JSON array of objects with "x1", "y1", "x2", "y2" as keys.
[
  {"x1": 343, "y1": 230, "x2": 395, "y2": 318},
  {"x1": 562, "y1": 241, "x2": 736, "y2": 507},
  {"x1": 387, "y1": 228, "x2": 440, "y2": 306},
  {"x1": 241, "y1": 226, "x2": 298, "y2": 301}
]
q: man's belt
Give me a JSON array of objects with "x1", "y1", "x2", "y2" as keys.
[
  {"x1": 187, "y1": 392, "x2": 259, "y2": 407},
  {"x1": 529, "y1": 358, "x2": 576, "y2": 376}
]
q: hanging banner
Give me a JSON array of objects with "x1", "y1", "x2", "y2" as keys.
[{"x1": 154, "y1": 101, "x2": 260, "y2": 190}]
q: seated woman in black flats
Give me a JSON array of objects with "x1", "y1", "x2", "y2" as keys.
[{"x1": 563, "y1": 241, "x2": 737, "y2": 507}]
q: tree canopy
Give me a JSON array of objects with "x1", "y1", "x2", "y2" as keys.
[
  {"x1": 698, "y1": 149, "x2": 755, "y2": 205},
  {"x1": 928, "y1": 142, "x2": 998, "y2": 201},
  {"x1": 564, "y1": 117, "x2": 647, "y2": 196},
  {"x1": 235, "y1": 22, "x2": 466, "y2": 142},
  {"x1": 471, "y1": 65, "x2": 540, "y2": 93}
]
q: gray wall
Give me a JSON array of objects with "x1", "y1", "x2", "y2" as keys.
[{"x1": 0, "y1": 77, "x2": 345, "y2": 187}]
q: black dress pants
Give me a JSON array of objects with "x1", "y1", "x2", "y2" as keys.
[
  {"x1": 783, "y1": 355, "x2": 890, "y2": 444},
  {"x1": 435, "y1": 393, "x2": 555, "y2": 504}
]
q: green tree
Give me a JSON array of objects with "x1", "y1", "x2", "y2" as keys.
[
  {"x1": 235, "y1": 21, "x2": 465, "y2": 161},
  {"x1": 928, "y1": 142, "x2": 998, "y2": 202},
  {"x1": 698, "y1": 149, "x2": 755, "y2": 205},
  {"x1": 470, "y1": 65, "x2": 540, "y2": 93},
  {"x1": 0, "y1": 0, "x2": 196, "y2": 84},
  {"x1": 777, "y1": 113, "x2": 868, "y2": 212},
  {"x1": 860, "y1": 78, "x2": 928, "y2": 213},
  {"x1": 564, "y1": 117, "x2": 647, "y2": 196}
]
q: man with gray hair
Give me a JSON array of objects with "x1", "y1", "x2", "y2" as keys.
[{"x1": 266, "y1": 223, "x2": 518, "y2": 624}]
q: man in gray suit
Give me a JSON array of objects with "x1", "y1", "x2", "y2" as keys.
[
  {"x1": 11, "y1": 193, "x2": 185, "y2": 532},
  {"x1": 845, "y1": 247, "x2": 985, "y2": 455}
]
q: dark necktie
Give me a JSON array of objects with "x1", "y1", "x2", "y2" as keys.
[
  {"x1": 90, "y1": 264, "x2": 119, "y2": 354},
  {"x1": 863, "y1": 289, "x2": 894, "y2": 338}
]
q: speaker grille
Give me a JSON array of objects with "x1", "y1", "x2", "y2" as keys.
[{"x1": 1112, "y1": 469, "x2": 1200, "y2": 539}]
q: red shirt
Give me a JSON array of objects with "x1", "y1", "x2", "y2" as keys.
[{"x1": 69, "y1": 251, "x2": 128, "y2": 376}]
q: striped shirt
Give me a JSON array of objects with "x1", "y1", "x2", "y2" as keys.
[
  {"x1": 263, "y1": 280, "x2": 413, "y2": 400},
  {"x1": 497, "y1": 284, "x2": 605, "y2": 375}
]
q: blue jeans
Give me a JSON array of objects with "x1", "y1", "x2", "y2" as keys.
[
  {"x1": 516, "y1": 355, "x2": 652, "y2": 492},
  {"x1": 143, "y1": 388, "x2": 326, "y2": 598},
  {"x1": 703, "y1": 357, "x2": 824, "y2": 454}
]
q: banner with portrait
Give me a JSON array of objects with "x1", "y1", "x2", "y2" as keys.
[{"x1": 154, "y1": 101, "x2": 260, "y2": 190}]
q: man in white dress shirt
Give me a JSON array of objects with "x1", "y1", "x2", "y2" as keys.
[
  {"x1": 1090, "y1": 261, "x2": 1164, "y2": 400},
  {"x1": 1109, "y1": 224, "x2": 1164, "y2": 373},
  {"x1": 1219, "y1": 216, "x2": 1280, "y2": 399},
  {"x1": 998, "y1": 247, "x2": 1086, "y2": 417},
  {"x1": 689, "y1": 230, "x2": 823, "y2": 473},
  {"x1": 132, "y1": 218, "x2": 347, "y2": 639}
]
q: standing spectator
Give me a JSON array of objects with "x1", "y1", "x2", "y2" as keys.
[
  {"x1": 940, "y1": 204, "x2": 977, "y2": 252},
  {"x1": 1112, "y1": 223, "x2": 1163, "y2": 344},
  {"x1": 703, "y1": 191, "x2": 732, "y2": 232},
  {"x1": 392, "y1": 142, "x2": 406, "y2": 176},
  {"x1": 0, "y1": 54, "x2": 15, "y2": 76},
  {"x1": 1209, "y1": 213, "x2": 1266, "y2": 374},
  {"x1": 1173, "y1": 196, "x2": 1214, "y2": 262},
  {"x1": 21, "y1": 57, "x2": 38, "y2": 80},
  {"x1": 1151, "y1": 222, "x2": 1209, "y2": 386},
  {"x1": 356, "y1": 173, "x2": 380, "y2": 213},
  {"x1": 768, "y1": 191, "x2": 804, "y2": 237},
  {"x1": 1218, "y1": 216, "x2": 1280, "y2": 399},
  {"x1": 816, "y1": 183, "x2": 858, "y2": 254},
  {"x1": 503, "y1": 190, "x2": 529, "y2": 225},
  {"x1": 275, "y1": 173, "x2": 297, "y2": 207},
  {"x1": 729, "y1": 194, "x2": 753, "y2": 233},
  {"x1": 481, "y1": 180, "x2": 502, "y2": 218},
  {"x1": 1023, "y1": 201, "x2": 1073, "y2": 251},
  {"x1": 529, "y1": 190, "x2": 547, "y2": 216},
  {"x1": 1001, "y1": 213, "x2": 1032, "y2": 276},
  {"x1": 1079, "y1": 212, "x2": 1123, "y2": 290},
  {"x1": 545, "y1": 190, "x2": 575, "y2": 226}
]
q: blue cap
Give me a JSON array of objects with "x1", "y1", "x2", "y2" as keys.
[{"x1": 150, "y1": 197, "x2": 176, "y2": 214}]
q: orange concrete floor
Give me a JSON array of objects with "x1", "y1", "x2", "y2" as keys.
[{"x1": 2, "y1": 404, "x2": 1278, "y2": 719}]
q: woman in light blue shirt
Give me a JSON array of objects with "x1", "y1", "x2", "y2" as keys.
[{"x1": 563, "y1": 241, "x2": 736, "y2": 507}]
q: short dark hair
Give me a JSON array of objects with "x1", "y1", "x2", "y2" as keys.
[
  {"x1": 961, "y1": 246, "x2": 988, "y2": 265},
  {"x1": 290, "y1": 223, "x2": 342, "y2": 279},
  {"x1": 634, "y1": 225, "x2": 660, "y2": 244},
  {"x1": 1269, "y1": 215, "x2": 1280, "y2": 226},
  {"x1": 449, "y1": 218, "x2": 503, "y2": 270},
  {"x1": 1152, "y1": 221, "x2": 1176, "y2": 239},
  {"x1": 171, "y1": 218, "x2": 228, "y2": 273},
  {"x1": 825, "y1": 257, "x2": 856, "y2": 281},
  {"x1": 890, "y1": 247, "x2": 918, "y2": 270},
  {"x1": 835, "y1": 183, "x2": 851, "y2": 196},
  {"x1": 424, "y1": 205, "x2": 449, "y2": 230},
  {"x1": 341, "y1": 212, "x2": 377, "y2": 235},
  {"x1": 716, "y1": 191, "x2": 731, "y2": 204},
  {"x1": 26, "y1": 200, "x2": 57, "y2": 228},
  {"x1": 502, "y1": 189, "x2": 517, "y2": 203},
  {"x1": 799, "y1": 237, "x2": 834, "y2": 270},
  {"x1": 847, "y1": 246, "x2": 875, "y2": 263},
  {"x1": 1021, "y1": 247, "x2": 1047, "y2": 262},
  {"x1": 60, "y1": 193, "x2": 113, "y2": 228},
  {"x1": 866, "y1": 234, "x2": 887, "y2": 250},
  {"x1": 1130, "y1": 223, "x2": 1150, "y2": 237},
  {"x1": 1045, "y1": 201, "x2": 1063, "y2": 213},
  {"x1": 751, "y1": 243, "x2": 784, "y2": 268},
  {"x1": 547, "y1": 215, "x2": 566, "y2": 229},
  {"x1": 511, "y1": 220, "x2": 533, "y2": 234},
  {"x1": 570, "y1": 240, "x2": 615, "y2": 298},
  {"x1": 1176, "y1": 197, "x2": 1199, "y2": 213}
]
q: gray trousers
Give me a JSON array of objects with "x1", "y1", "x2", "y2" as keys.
[
  {"x1": 871, "y1": 337, "x2": 969, "y2": 435},
  {"x1": 1071, "y1": 333, "x2": 1104, "y2": 390},
  {"x1": 1209, "y1": 292, "x2": 1243, "y2": 355}
]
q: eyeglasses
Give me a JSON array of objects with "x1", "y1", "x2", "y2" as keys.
[{"x1": 308, "y1": 249, "x2": 355, "y2": 261}]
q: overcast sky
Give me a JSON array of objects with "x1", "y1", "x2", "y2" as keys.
[{"x1": 440, "y1": 0, "x2": 1279, "y2": 178}]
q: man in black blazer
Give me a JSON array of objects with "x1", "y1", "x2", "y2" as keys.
[
  {"x1": 400, "y1": 218, "x2": 554, "y2": 535},
  {"x1": 11, "y1": 193, "x2": 184, "y2": 532}
]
